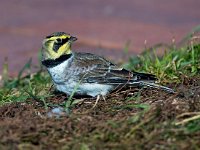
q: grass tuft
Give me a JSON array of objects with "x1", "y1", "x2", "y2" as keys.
[{"x1": 124, "y1": 43, "x2": 200, "y2": 83}]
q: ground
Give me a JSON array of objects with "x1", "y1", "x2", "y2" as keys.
[{"x1": 0, "y1": 76, "x2": 200, "y2": 150}]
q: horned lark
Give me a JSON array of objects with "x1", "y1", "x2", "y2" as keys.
[{"x1": 41, "y1": 32, "x2": 174, "y2": 97}]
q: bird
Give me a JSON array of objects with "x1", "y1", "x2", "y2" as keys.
[{"x1": 41, "y1": 32, "x2": 175, "y2": 98}]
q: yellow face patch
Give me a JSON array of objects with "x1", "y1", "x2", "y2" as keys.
[{"x1": 43, "y1": 35, "x2": 72, "y2": 60}]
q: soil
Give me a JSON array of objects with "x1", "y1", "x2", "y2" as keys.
[{"x1": 0, "y1": 77, "x2": 200, "y2": 150}]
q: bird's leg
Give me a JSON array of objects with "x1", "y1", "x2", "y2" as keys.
[
  {"x1": 102, "y1": 95, "x2": 106, "y2": 102},
  {"x1": 92, "y1": 95, "x2": 100, "y2": 108}
]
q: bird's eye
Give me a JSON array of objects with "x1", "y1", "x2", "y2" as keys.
[
  {"x1": 62, "y1": 37, "x2": 70, "y2": 43},
  {"x1": 56, "y1": 38, "x2": 62, "y2": 43}
]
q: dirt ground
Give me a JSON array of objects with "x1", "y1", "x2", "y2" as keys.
[{"x1": 0, "y1": 77, "x2": 200, "y2": 150}]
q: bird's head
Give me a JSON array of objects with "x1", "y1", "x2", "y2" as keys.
[{"x1": 42, "y1": 32, "x2": 77, "y2": 60}]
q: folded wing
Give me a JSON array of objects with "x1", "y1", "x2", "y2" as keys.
[{"x1": 73, "y1": 52, "x2": 174, "y2": 93}]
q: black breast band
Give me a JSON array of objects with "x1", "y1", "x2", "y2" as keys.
[{"x1": 42, "y1": 54, "x2": 72, "y2": 68}]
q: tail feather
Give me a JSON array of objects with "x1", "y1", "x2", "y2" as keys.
[
  {"x1": 132, "y1": 72, "x2": 175, "y2": 93},
  {"x1": 131, "y1": 81, "x2": 175, "y2": 94}
]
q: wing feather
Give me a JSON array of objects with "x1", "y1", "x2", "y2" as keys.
[{"x1": 72, "y1": 52, "x2": 157, "y2": 84}]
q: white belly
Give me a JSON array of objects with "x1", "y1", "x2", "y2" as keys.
[
  {"x1": 47, "y1": 59, "x2": 113, "y2": 97},
  {"x1": 56, "y1": 82, "x2": 113, "y2": 97}
]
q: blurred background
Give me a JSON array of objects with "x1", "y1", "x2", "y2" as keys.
[{"x1": 1, "y1": 0, "x2": 200, "y2": 75}]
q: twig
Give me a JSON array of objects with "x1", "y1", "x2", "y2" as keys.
[
  {"x1": 176, "y1": 112, "x2": 200, "y2": 119},
  {"x1": 175, "y1": 114, "x2": 200, "y2": 125}
]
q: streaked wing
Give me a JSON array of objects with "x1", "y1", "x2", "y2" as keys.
[
  {"x1": 86, "y1": 67, "x2": 157, "y2": 84},
  {"x1": 73, "y1": 52, "x2": 157, "y2": 84}
]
